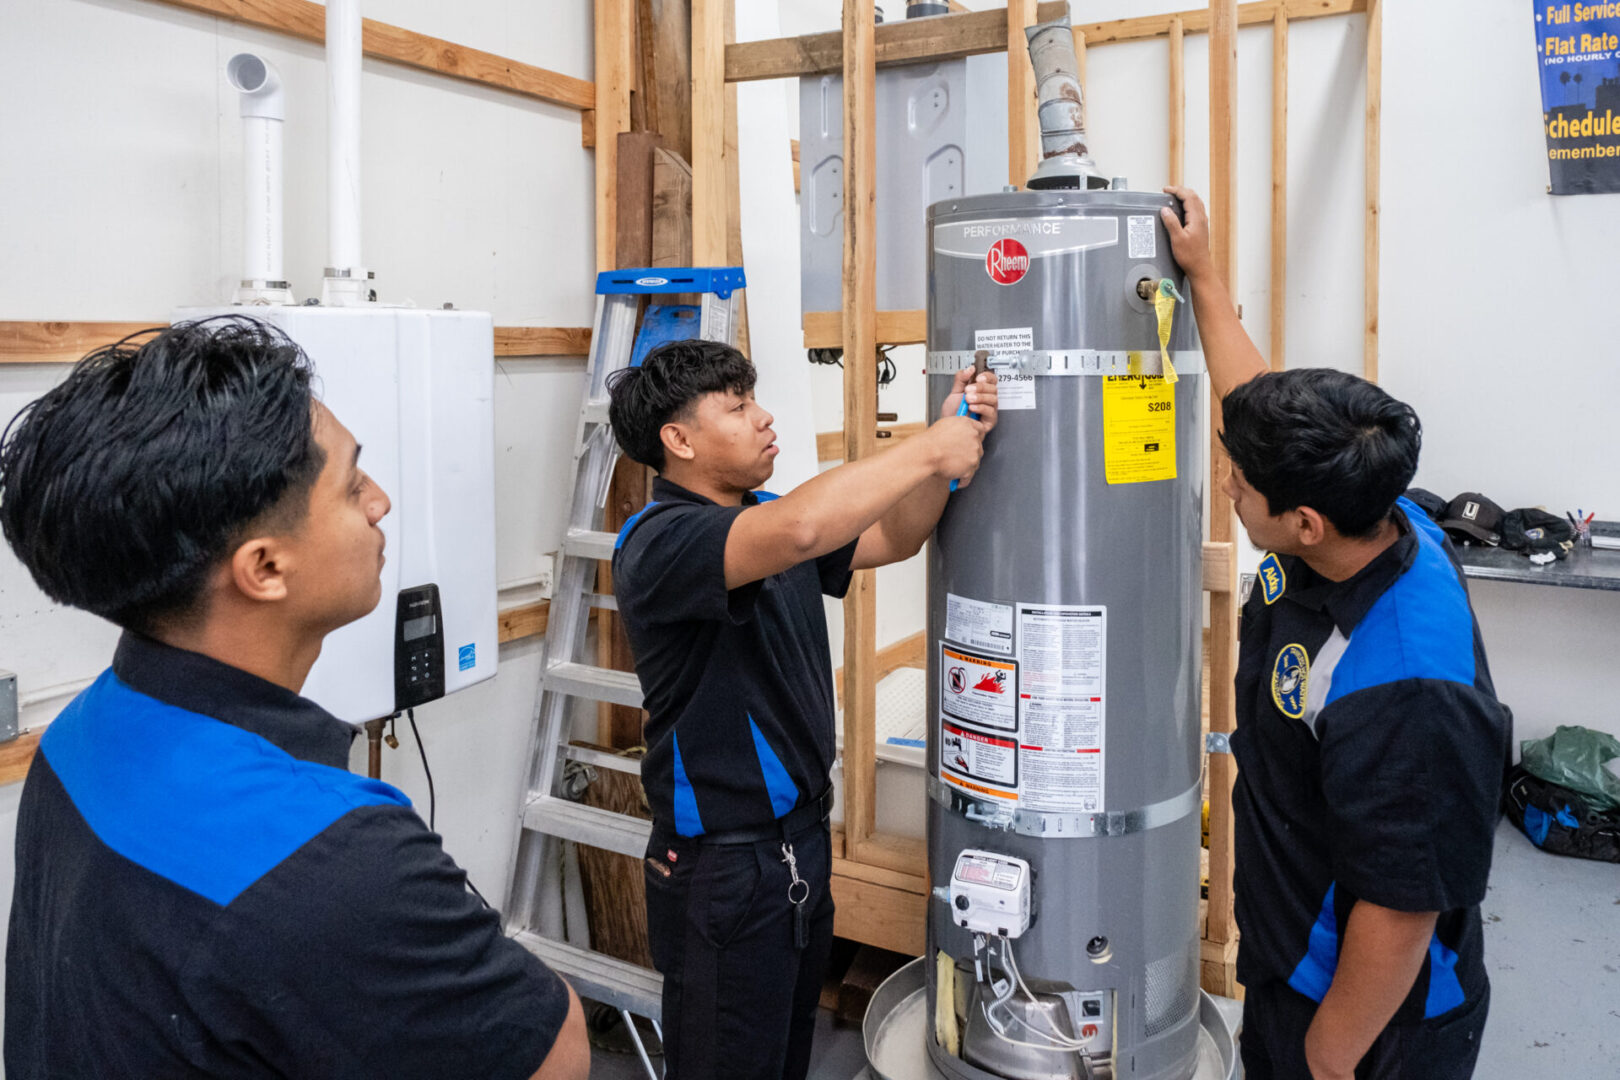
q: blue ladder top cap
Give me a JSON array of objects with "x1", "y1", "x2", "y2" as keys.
[{"x1": 596, "y1": 266, "x2": 747, "y2": 299}]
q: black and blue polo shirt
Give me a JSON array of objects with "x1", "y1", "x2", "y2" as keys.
[
  {"x1": 1230, "y1": 497, "x2": 1512, "y2": 1024},
  {"x1": 612, "y1": 476, "x2": 857, "y2": 837},
  {"x1": 6, "y1": 632, "x2": 569, "y2": 1079}
]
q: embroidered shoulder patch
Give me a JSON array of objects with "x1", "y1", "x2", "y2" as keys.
[{"x1": 1258, "y1": 553, "x2": 1287, "y2": 605}]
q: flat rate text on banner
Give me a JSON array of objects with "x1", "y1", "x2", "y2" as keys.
[{"x1": 1536, "y1": 2, "x2": 1620, "y2": 194}]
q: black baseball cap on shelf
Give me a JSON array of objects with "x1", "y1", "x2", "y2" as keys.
[
  {"x1": 1403, "y1": 487, "x2": 1448, "y2": 522},
  {"x1": 1438, "y1": 492, "x2": 1504, "y2": 546}
]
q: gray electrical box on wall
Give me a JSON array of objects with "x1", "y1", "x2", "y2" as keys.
[
  {"x1": 798, "y1": 44, "x2": 1009, "y2": 314},
  {"x1": 0, "y1": 670, "x2": 18, "y2": 744}
]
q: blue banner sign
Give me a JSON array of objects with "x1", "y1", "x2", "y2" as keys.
[{"x1": 1536, "y1": 3, "x2": 1620, "y2": 193}]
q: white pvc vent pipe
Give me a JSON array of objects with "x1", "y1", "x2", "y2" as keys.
[
  {"x1": 225, "y1": 54, "x2": 288, "y2": 297},
  {"x1": 324, "y1": 0, "x2": 369, "y2": 303}
]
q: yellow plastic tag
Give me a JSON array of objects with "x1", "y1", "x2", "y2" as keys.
[
  {"x1": 1102, "y1": 375, "x2": 1176, "y2": 485},
  {"x1": 1154, "y1": 288, "x2": 1180, "y2": 385}
]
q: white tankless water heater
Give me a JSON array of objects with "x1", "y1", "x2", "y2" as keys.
[
  {"x1": 192, "y1": 0, "x2": 497, "y2": 724},
  {"x1": 172, "y1": 306, "x2": 499, "y2": 724}
]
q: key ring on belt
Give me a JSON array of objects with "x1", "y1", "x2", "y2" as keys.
[{"x1": 781, "y1": 842, "x2": 810, "y2": 905}]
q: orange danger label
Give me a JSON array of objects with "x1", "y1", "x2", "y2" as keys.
[{"x1": 942, "y1": 772, "x2": 1019, "y2": 801}]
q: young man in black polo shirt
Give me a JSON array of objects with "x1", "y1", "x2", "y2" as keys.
[
  {"x1": 607, "y1": 339, "x2": 997, "y2": 1078},
  {"x1": 0, "y1": 318, "x2": 588, "y2": 1080},
  {"x1": 1161, "y1": 190, "x2": 1510, "y2": 1079}
]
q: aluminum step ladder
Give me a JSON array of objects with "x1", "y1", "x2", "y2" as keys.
[{"x1": 503, "y1": 267, "x2": 745, "y2": 1076}]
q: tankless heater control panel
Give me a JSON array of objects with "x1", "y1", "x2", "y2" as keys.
[{"x1": 948, "y1": 850, "x2": 1032, "y2": 938}]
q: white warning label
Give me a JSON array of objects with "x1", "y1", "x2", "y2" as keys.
[
  {"x1": 974, "y1": 327, "x2": 1036, "y2": 411},
  {"x1": 944, "y1": 593, "x2": 1014, "y2": 655},
  {"x1": 1128, "y1": 215, "x2": 1157, "y2": 260},
  {"x1": 973, "y1": 326, "x2": 1033, "y2": 355},
  {"x1": 1016, "y1": 605, "x2": 1107, "y2": 812},
  {"x1": 941, "y1": 719, "x2": 1018, "y2": 793},
  {"x1": 941, "y1": 645, "x2": 1017, "y2": 732}
]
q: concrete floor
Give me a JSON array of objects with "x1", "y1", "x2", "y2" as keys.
[{"x1": 589, "y1": 819, "x2": 1619, "y2": 1079}]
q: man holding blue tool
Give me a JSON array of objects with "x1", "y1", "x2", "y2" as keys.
[
  {"x1": 1162, "y1": 188, "x2": 1511, "y2": 1080},
  {"x1": 607, "y1": 338, "x2": 996, "y2": 1079}
]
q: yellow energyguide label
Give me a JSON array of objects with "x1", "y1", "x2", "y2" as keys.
[{"x1": 1102, "y1": 375, "x2": 1176, "y2": 484}]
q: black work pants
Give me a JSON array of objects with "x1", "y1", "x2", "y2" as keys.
[
  {"x1": 643, "y1": 821, "x2": 836, "y2": 1080},
  {"x1": 1240, "y1": 979, "x2": 1489, "y2": 1080}
]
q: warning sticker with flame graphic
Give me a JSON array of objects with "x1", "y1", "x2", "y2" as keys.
[{"x1": 941, "y1": 645, "x2": 1017, "y2": 732}]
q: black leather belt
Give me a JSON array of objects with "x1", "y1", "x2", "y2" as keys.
[{"x1": 695, "y1": 788, "x2": 834, "y2": 846}]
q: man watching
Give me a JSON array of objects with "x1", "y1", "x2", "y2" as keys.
[
  {"x1": 0, "y1": 318, "x2": 589, "y2": 1080},
  {"x1": 607, "y1": 339, "x2": 995, "y2": 1079},
  {"x1": 1161, "y1": 189, "x2": 1510, "y2": 1080}
]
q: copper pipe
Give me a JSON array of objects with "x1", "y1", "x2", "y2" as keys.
[{"x1": 364, "y1": 717, "x2": 387, "y2": 779}]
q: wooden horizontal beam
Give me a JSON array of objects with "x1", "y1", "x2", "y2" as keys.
[
  {"x1": 1, "y1": 322, "x2": 592, "y2": 364},
  {"x1": 1201, "y1": 540, "x2": 1236, "y2": 594},
  {"x1": 725, "y1": 1, "x2": 1066, "y2": 84},
  {"x1": 146, "y1": 0, "x2": 594, "y2": 111},
  {"x1": 0, "y1": 322, "x2": 159, "y2": 364},
  {"x1": 1075, "y1": 0, "x2": 1363, "y2": 46},
  {"x1": 497, "y1": 599, "x2": 549, "y2": 644},
  {"x1": 833, "y1": 849, "x2": 927, "y2": 894},
  {"x1": 830, "y1": 868, "x2": 926, "y2": 955},
  {"x1": 0, "y1": 730, "x2": 42, "y2": 787},
  {"x1": 0, "y1": 599, "x2": 552, "y2": 788},
  {"x1": 493, "y1": 327, "x2": 593, "y2": 357},
  {"x1": 834, "y1": 629, "x2": 927, "y2": 704},
  {"x1": 851, "y1": 829, "x2": 927, "y2": 880},
  {"x1": 817, "y1": 421, "x2": 925, "y2": 464},
  {"x1": 803, "y1": 309, "x2": 924, "y2": 349}
]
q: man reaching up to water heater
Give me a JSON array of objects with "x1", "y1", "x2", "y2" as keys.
[
  {"x1": 1158, "y1": 188, "x2": 1511, "y2": 1080},
  {"x1": 607, "y1": 338, "x2": 996, "y2": 1079}
]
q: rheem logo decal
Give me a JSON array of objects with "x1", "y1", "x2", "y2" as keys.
[{"x1": 985, "y1": 238, "x2": 1030, "y2": 285}]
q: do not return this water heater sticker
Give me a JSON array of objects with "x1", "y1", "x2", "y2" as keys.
[
  {"x1": 973, "y1": 327, "x2": 1036, "y2": 410},
  {"x1": 1102, "y1": 374, "x2": 1176, "y2": 485}
]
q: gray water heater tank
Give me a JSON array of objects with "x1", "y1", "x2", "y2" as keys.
[{"x1": 924, "y1": 189, "x2": 1207, "y2": 1080}]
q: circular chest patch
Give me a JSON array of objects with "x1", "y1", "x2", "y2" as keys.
[{"x1": 1271, "y1": 643, "x2": 1309, "y2": 720}]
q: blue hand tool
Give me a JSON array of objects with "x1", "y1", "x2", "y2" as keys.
[{"x1": 949, "y1": 350, "x2": 990, "y2": 493}]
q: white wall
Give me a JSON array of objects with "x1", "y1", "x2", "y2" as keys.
[{"x1": 0, "y1": 0, "x2": 597, "y2": 1010}]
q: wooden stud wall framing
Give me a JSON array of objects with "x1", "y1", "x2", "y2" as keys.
[
  {"x1": 595, "y1": 0, "x2": 635, "y2": 272},
  {"x1": 1204, "y1": 0, "x2": 1243, "y2": 996},
  {"x1": 679, "y1": 0, "x2": 1382, "y2": 972},
  {"x1": 148, "y1": 0, "x2": 593, "y2": 113},
  {"x1": 724, "y1": 3, "x2": 1065, "y2": 84},
  {"x1": 3, "y1": 16, "x2": 1385, "y2": 986},
  {"x1": 1009, "y1": 0, "x2": 1040, "y2": 187},
  {"x1": 838, "y1": 0, "x2": 882, "y2": 870},
  {"x1": 692, "y1": 0, "x2": 729, "y2": 268},
  {"x1": 0, "y1": 323, "x2": 593, "y2": 364},
  {"x1": 1074, "y1": 0, "x2": 1365, "y2": 46},
  {"x1": 1271, "y1": 9, "x2": 1288, "y2": 370},
  {"x1": 1169, "y1": 17, "x2": 1186, "y2": 187},
  {"x1": 1365, "y1": 0, "x2": 1382, "y2": 383}
]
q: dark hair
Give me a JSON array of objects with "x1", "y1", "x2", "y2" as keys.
[
  {"x1": 606, "y1": 339, "x2": 756, "y2": 470},
  {"x1": 0, "y1": 316, "x2": 325, "y2": 633},
  {"x1": 1220, "y1": 369, "x2": 1421, "y2": 539}
]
